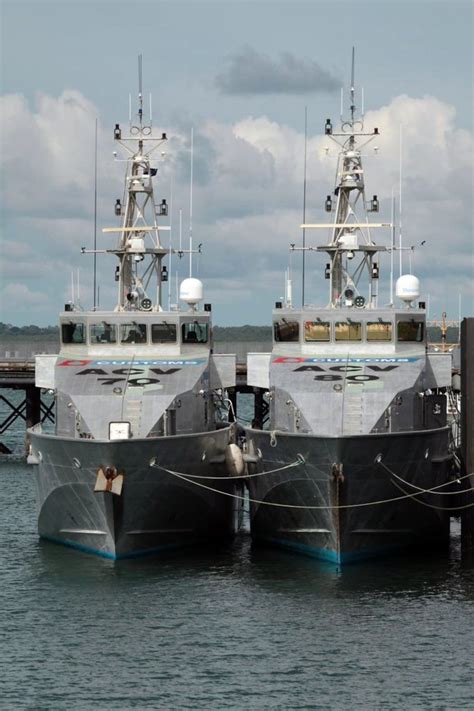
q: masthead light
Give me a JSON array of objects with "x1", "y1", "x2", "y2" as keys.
[{"x1": 159, "y1": 199, "x2": 168, "y2": 216}]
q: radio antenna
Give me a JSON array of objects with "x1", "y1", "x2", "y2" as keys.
[
  {"x1": 399, "y1": 123, "x2": 403, "y2": 276},
  {"x1": 189, "y1": 127, "x2": 194, "y2": 277},
  {"x1": 390, "y1": 189, "x2": 396, "y2": 305},
  {"x1": 302, "y1": 106, "x2": 308, "y2": 307},
  {"x1": 93, "y1": 117, "x2": 98, "y2": 309},
  {"x1": 168, "y1": 176, "x2": 173, "y2": 310},
  {"x1": 350, "y1": 46, "x2": 356, "y2": 123},
  {"x1": 138, "y1": 54, "x2": 143, "y2": 125}
]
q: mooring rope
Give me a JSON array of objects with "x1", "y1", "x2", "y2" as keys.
[
  {"x1": 156, "y1": 466, "x2": 472, "y2": 511},
  {"x1": 390, "y1": 479, "x2": 474, "y2": 512},
  {"x1": 151, "y1": 454, "x2": 305, "y2": 480},
  {"x1": 378, "y1": 460, "x2": 474, "y2": 496},
  {"x1": 375, "y1": 459, "x2": 474, "y2": 511}
]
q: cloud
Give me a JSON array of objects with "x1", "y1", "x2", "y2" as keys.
[
  {"x1": 0, "y1": 90, "x2": 472, "y2": 325},
  {"x1": 215, "y1": 46, "x2": 340, "y2": 95}
]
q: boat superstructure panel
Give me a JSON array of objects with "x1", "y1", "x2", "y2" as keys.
[{"x1": 266, "y1": 307, "x2": 451, "y2": 437}]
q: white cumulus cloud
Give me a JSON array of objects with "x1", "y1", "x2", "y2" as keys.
[{"x1": 0, "y1": 90, "x2": 472, "y2": 325}]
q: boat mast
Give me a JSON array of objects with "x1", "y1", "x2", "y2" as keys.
[
  {"x1": 108, "y1": 55, "x2": 169, "y2": 312},
  {"x1": 300, "y1": 48, "x2": 391, "y2": 309}
]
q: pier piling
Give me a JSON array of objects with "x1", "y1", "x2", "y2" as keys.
[
  {"x1": 460, "y1": 318, "x2": 474, "y2": 559},
  {"x1": 25, "y1": 385, "x2": 41, "y2": 454}
]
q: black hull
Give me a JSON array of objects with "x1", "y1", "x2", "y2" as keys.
[
  {"x1": 30, "y1": 427, "x2": 241, "y2": 559},
  {"x1": 244, "y1": 427, "x2": 451, "y2": 564}
]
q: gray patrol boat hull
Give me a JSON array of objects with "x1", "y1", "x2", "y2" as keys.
[
  {"x1": 30, "y1": 426, "x2": 239, "y2": 559},
  {"x1": 245, "y1": 427, "x2": 450, "y2": 564}
]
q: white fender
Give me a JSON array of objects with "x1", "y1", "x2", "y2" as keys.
[{"x1": 225, "y1": 443, "x2": 245, "y2": 477}]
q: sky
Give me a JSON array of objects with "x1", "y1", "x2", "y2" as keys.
[{"x1": 0, "y1": 0, "x2": 473, "y2": 326}]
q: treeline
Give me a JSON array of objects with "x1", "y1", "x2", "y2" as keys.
[
  {"x1": 0, "y1": 322, "x2": 461, "y2": 343},
  {"x1": 213, "y1": 325, "x2": 272, "y2": 342},
  {"x1": 0, "y1": 323, "x2": 59, "y2": 339}
]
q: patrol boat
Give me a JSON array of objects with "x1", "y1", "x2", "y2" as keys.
[
  {"x1": 245, "y1": 60, "x2": 453, "y2": 563},
  {"x1": 30, "y1": 71, "x2": 240, "y2": 559}
]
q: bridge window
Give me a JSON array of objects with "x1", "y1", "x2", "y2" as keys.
[
  {"x1": 274, "y1": 319, "x2": 299, "y2": 342},
  {"x1": 120, "y1": 323, "x2": 147, "y2": 344},
  {"x1": 90, "y1": 322, "x2": 117, "y2": 344},
  {"x1": 367, "y1": 321, "x2": 392, "y2": 341},
  {"x1": 304, "y1": 321, "x2": 330, "y2": 342},
  {"x1": 335, "y1": 321, "x2": 362, "y2": 341},
  {"x1": 182, "y1": 322, "x2": 208, "y2": 344},
  {"x1": 152, "y1": 322, "x2": 177, "y2": 343},
  {"x1": 397, "y1": 320, "x2": 424, "y2": 342},
  {"x1": 61, "y1": 322, "x2": 85, "y2": 344}
]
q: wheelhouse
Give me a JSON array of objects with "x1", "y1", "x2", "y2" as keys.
[{"x1": 272, "y1": 310, "x2": 426, "y2": 347}]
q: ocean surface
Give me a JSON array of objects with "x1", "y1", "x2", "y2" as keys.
[{"x1": 1, "y1": 393, "x2": 474, "y2": 710}]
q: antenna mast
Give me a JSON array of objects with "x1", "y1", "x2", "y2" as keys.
[
  {"x1": 350, "y1": 46, "x2": 356, "y2": 124},
  {"x1": 399, "y1": 123, "x2": 403, "y2": 276},
  {"x1": 138, "y1": 54, "x2": 143, "y2": 127},
  {"x1": 93, "y1": 118, "x2": 98, "y2": 309},
  {"x1": 302, "y1": 106, "x2": 307, "y2": 307},
  {"x1": 189, "y1": 127, "x2": 194, "y2": 277}
]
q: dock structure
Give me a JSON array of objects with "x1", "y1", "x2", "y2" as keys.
[
  {"x1": 461, "y1": 318, "x2": 474, "y2": 558},
  {"x1": 0, "y1": 360, "x2": 54, "y2": 454},
  {"x1": 0, "y1": 335, "x2": 465, "y2": 459}
]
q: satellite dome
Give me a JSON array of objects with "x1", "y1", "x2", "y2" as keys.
[
  {"x1": 396, "y1": 275, "x2": 420, "y2": 304},
  {"x1": 179, "y1": 278, "x2": 203, "y2": 306}
]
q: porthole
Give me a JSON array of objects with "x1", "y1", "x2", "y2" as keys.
[{"x1": 72, "y1": 457, "x2": 81, "y2": 469}]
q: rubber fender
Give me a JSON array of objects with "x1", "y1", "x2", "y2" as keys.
[{"x1": 225, "y1": 443, "x2": 245, "y2": 477}]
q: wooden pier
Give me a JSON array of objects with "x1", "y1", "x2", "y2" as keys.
[
  {"x1": 0, "y1": 327, "x2": 469, "y2": 463},
  {"x1": 0, "y1": 360, "x2": 53, "y2": 454}
]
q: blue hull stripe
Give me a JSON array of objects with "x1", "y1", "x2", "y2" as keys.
[
  {"x1": 41, "y1": 535, "x2": 191, "y2": 560},
  {"x1": 261, "y1": 536, "x2": 407, "y2": 565}
]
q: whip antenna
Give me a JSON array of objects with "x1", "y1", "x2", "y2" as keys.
[{"x1": 302, "y1": 106, "x2": 307, "y2": 306}]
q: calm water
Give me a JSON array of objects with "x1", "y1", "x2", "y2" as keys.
[{"x1": 1, "y1": 395, "x2": 474, "y2": 709}]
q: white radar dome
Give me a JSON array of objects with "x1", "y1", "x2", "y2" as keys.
[
  {"x1": 396, "y1": 275, "x2": 420, "y2": 304},
  {"x1": 179, "y1": 278, "x2": 203, "y2": 306}
]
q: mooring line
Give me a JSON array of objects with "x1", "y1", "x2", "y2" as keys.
[
  {"x1": 390, "y1": 479, "x2": 474, "y2": 512},
  {"x1": 157, "y1": 467, "x2": 468, "y2": 511},
  {"x1": 378, "y1": 461, "x2": 474, "y2": 496},
  {"x1": 151, "y1": 454, "x2": 305, "y2": 480}
]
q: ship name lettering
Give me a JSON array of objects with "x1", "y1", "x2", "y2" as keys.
[
  {"x1": 314, "y1": 373, "x2": 379, "y2": 382},
  {"x1": 77, "y1": 368, "x2": 108, "y2": 375},
  {"x1": 149, "y1": 368, "x2": 181, "y2": 375},
  {"x1": 97, "y1": 377, "x2": 126, "y2": 385}
]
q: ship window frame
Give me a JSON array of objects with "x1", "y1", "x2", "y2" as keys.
[
  {"x1": 334, "y1": 320, "x2": 362, "y2": 342},
  {"x1": 89, "y1": 322, "x2": 118, "y2": 344},
  {"x1": 397, "y1": 319, "x2": 424, "y2": 343},
  {"x1": 119, "y1": 323, "x2": 148, "y2": 345},
  {"x1": 366, "y1": 321, "x2": 393, "y2": 342},
  {"x1": 151, "y1": 322, "x2": 177, "y2": 344},
  {"x1": 61, "y1": 321, "x2": 86, "y2": 345},
  {"x1": 304, "y1": 320, "x2": 331, "y2": 342},
  {"x1": 181, "y1": 321, "x2": 209, "y2": 344},
  {"x1": 273, "y1": 318, "x2": 300, "y2": 343}
]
